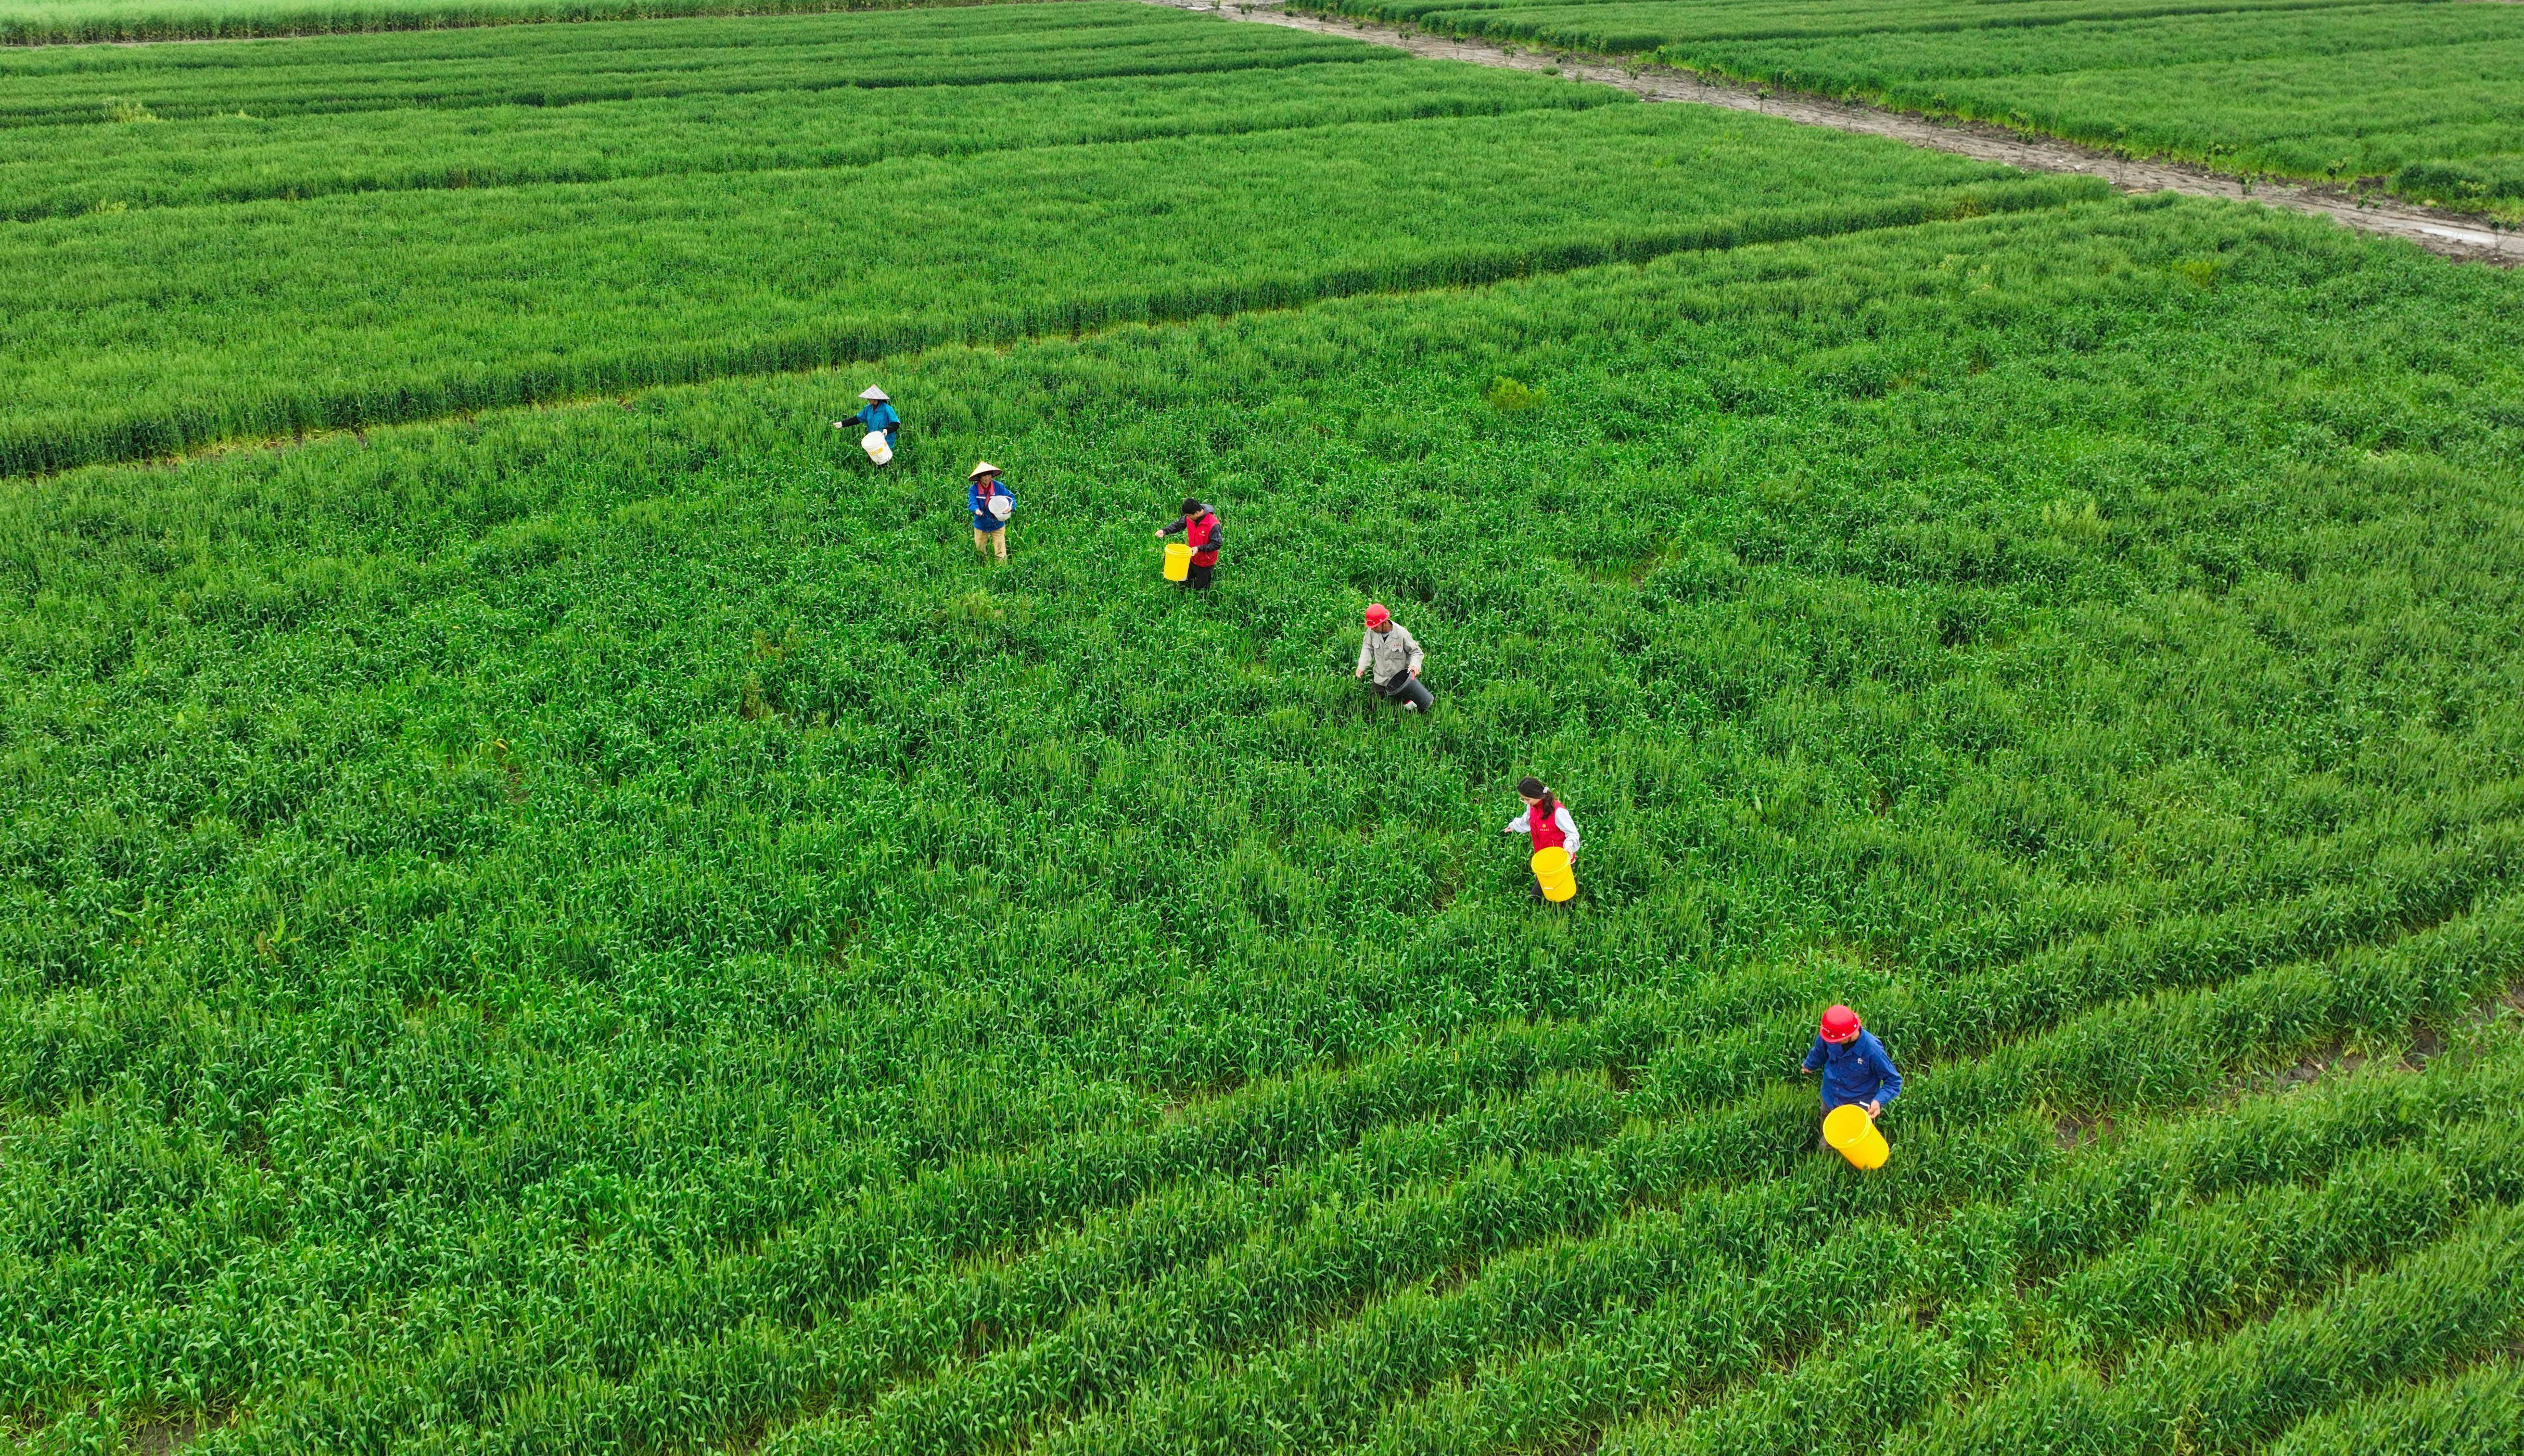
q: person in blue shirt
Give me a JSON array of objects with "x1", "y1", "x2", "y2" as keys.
[
  {"x1": 1800, "y1": 1004, "x2": 1901, "y2": 1133},
  {"x1": 968, "y1": 461, "x2": 1013, "y2": 563},
  {"x1": 843, "y1": 386, "x2": 899, "y2": 461}
]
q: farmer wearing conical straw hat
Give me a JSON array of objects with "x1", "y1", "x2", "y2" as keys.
[
  {"x1": 968, "y1": 462, "x2": 1013, "y2": 564},
  {"x1": 838, "y1": 386, "x2": 900, "y2": 462},
  {"x1": 1801, "y1": 1004, "x2": 1902, "y2": 1138}
]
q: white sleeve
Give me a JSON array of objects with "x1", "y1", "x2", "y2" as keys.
[
  {"x1": 1357, "y1": 634, "x2": 1372, "y2": 671},
  {"x1": 1506, "y1": 811, "x2": 1531, "y2": 834},
  {"x1": 1557, "y1": 808, "x2": 1582, "y2": 857}
]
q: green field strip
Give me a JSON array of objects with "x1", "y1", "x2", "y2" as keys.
[
  {"x1": 1673, "y1": 3, "x2": 2523, "y2": 86},
  {"x1": 1335, "y1": 0, "x2": 2424, "y2": 15},
  {"x1": 1624, "y1": 813, "x2": 2524, "y2": 1116},
  {"x1": 0, "y1": 5, "x2": 1172, "y2": 81},
  {"x1": 760, "y1": 1114, "x2": 1827, "y2": 1456},
  {"x1": 0, "y1": 0, "x2": 1155, "y2": 70},
  {"x1": 0, "y1": 0, "x2": 1175, "y2": 81},
  {"x1": 742, "y1": 935, "x2": 2523, "y2": 1456},
  {"x1": 1013, "y1": 1037, "x2": 2524, "y2": 1456},
  {"x1": 0, "y1": 23, "x2": 1390, "y2": 125},
  {"x1": 222, "y1": 1015, "x2": 1724, "y2": 1449},
  {"x1": 18, "y1": 1077, "x2": 1656, "y2": 1449},
  {"x1": 406, "y1": 1074, "x2": 1637, "y2": 1455},
  {"x1": 1869, "y1": 38, "x2": 2524, "y2": 191},
  {"x1": 148, "y1": 878, "x2": 2524, "y2": 1452},
  {"x1": 1892, "y1": 1199, "x2": 2524, "y2": 1455},
  {"x1": 0, "y1": 0, "x2": 1094, "y2": 47},
  {"x1": 1590, "y1": 1055, "x2": 2524, "y2": 1456},
  {"x1": 0, "y1": 104, "x2": 2077, "y2": 479},
  {"x1": 0, "y1": 35, "x2": 1396, "y2": 126},
  {"x1": 309, "y1": 1027, "x2": 2524, "y2": 1456},
  {"x1": 1315, "y1": 0, "x2": 2408, "y2": 50},
  {"x1": 1306, "y1": 0, "x2": 2524, "y2": 211},
  {"x1": 0, "y1": 63, "x2": 1615, "y2": 222},
  {"x1": 1326, "y1": 0, "x2": 2399, "y2": 20},
  {"x1": 1320, "y1": 1118, "x2": 2524, "y2": 1456},
  {"x1": 2265, "y1": 1356, "x2": 2524, "y2": 1455},
  {"x1": 1312, "y1": 0, "x2": 2524, "y2": 214},
  {"x1": 91, "y1": 808, "x2": 2519, "y2": 1450}
]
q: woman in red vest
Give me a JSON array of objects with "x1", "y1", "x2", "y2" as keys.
[
  {"x1": 1155, "y1": 497, "x2": 1223, "y2": 591},
  {"x1": 1504, "y1": 776, "x2": 1582, "y2": 900}
]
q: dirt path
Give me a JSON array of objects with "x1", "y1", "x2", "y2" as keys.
[{"x1": 1148, "y1": 0, "x2": 2519, "y2": 265}]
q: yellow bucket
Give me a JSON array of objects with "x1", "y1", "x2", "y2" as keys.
[
  {"x1": 1530, "y1": 846, "x2": 1576, "y2": 902},
  {"x1": 1823, "y1": 1103, "x2": 1889, "y2": 1170},
  {"x1": 1163, "y1": 541, "x2": 1193, "y2": 582}
]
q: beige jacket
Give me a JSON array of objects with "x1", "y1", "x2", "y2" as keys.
[{"x1": 1356, "y1": 622, "x2": 1424, "y2": 684}]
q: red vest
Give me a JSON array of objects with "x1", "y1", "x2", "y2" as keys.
[
  {"x1": 1526, "y1": 799, "x2": 1566, "y2": 852},
  {"x1": 1186, "y1": 512, "x2": 1219, "y2": 566}
]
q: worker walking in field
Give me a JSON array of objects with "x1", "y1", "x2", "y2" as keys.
[
  {"x1": 1355, "y1": 604, "x2": 1433, "y2": 711},
  {"x1": 839, "y1": 386, "x2": 900, "y2": 464},
  {"x1": 1801, "y1": 1003, "x2": 1902, "y2": 1133},
  {"x1": 1504, "y1": 776, "x2": 1580, "y2": 902},
  {"x1": 1155, "y1": 497, "x2": 1223, "y2": 591},
  {"x1": 968, "y1": 462, "x2": 1013, "y2": 563}
]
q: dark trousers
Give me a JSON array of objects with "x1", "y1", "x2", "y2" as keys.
[
  {"x1": 1374, "y1": 674, "x2": 1434, "y2": 710},
  {"x1": 1183, "y1": 563, "x2": 1215, "y2": 591}
]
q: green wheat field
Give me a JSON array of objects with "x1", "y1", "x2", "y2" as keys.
[{"x1": 4, "y1": 2, "x2": 2523, "y2": 1452}]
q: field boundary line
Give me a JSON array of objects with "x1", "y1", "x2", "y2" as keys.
[{"x1": 1145, "y1": 0, "x2": 2521, "y2": 266}]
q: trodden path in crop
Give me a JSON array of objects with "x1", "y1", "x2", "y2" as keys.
[{"x1": 1145, "y1": 0, "x2": 2523, "y2": 266}]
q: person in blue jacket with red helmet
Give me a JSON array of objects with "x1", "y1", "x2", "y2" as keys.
[{"x1": 1800, "y1": 1004, "x2": 1901, "y2": 1136}]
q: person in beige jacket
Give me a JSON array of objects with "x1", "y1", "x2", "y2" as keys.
[{"x1": 1355, "y1": 603, "x2": 1433, "y2": 711}]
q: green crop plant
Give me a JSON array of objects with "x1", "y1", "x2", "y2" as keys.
[
  {"x1": 1591, "y1": 1049, "x2": 2524, "y2": 1456},
  {"x1": 1894, "y1": 1201, "x2": 2524, "y2": 1455},
  {"x1": 1304, "y1": 0, "x2": 2524, "y2": 220},
  {"x1": 426, "y1": 1037, "x2": 2524, "y2": 1456},
  {"x1": 1346, "y1": 1130, "x2": 2524, "y2": 1456},
  {"x1": 1036, "y1": 1042, "x2": 2524, "y2": 1456},
  {"x1": 2265, "y1": 1358, "x2": 2524, "y2": 1456}
]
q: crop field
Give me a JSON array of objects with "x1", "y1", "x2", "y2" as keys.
[
  {"x1": 8, "y1": 1, "x2": 2524, "y2": 1453},
  {"x1": 1313, "y1": 0, "x2": 2524, "y2": 221}
]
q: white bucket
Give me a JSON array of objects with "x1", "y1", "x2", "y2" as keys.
[
  {"x1": 988, "y1": 494, "x2": 1013, "y2": 521},
  {"x1": 861, "y1": 430, "x2": 893, "y2": 466}
]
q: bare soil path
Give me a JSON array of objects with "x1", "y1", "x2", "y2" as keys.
[{"x1": 1148, "y1": 0, "x2": 2520, "y2": 265}]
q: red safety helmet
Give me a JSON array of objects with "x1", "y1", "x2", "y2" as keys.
[
  {"x1": 1819, "y1": 1005, "x2": 1862, "y2": 1041},
  {"x1": 1364, "y1": 604, "x2": 1391, "y2": 628}
]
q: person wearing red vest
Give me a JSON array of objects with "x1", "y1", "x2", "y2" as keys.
[
  {"x1": 1154, "y1": 497, "x2": 1223, "y2": 591},
  {"x1": 1503, "y1": 776, "x2": 1581, "y2": 900}
]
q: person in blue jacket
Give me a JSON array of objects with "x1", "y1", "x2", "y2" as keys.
[
  {"x1": 843, "y1": 386, "x2": 899, "y2": 461},
  {"x1": 968, "y1": 461, "x2": 1013, "y2": 563},
  {"x1": 1800, "y1": 1003, "x2": 1901, "y2": 1133}
]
